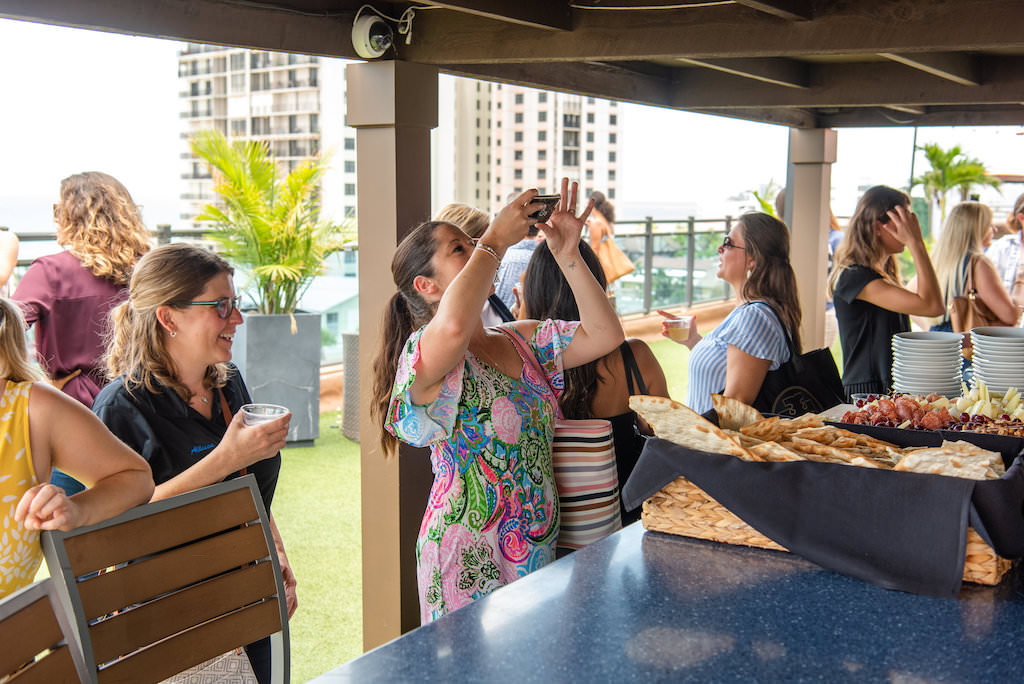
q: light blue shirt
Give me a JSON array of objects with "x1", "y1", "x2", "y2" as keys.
[
  {"x1": 686, "y1": 302, "x2": 790, "y2": 414},
  {"x1": 494, "y1": 239, "x2": 540, "y2": 309}
]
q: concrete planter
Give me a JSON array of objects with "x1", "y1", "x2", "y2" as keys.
[{"x1": 233, "y1": 312, "x2": 321, "y2": 445}]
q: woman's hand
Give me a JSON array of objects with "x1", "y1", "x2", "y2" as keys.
[
  {"x1": 220, "y1": 412, "x2": 290, "y2": 471},
  {"x1": 659, "y1": 313, "x2": 701, "y2": 349},
  {"x1": 881, "y1": 204, "x2": 925, "y2": 247},
  {"x1": 480, "y1": 189, "x2": 540, "y2": 253},
  {"x1": 542, "y1": 178, "x2": 595, "y2": 260},
  {"x1": 15, "y1": 483, "x2": 82, "y2": 531}
]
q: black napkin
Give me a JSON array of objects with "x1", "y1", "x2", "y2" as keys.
[{"x1": 622, "y1": 437, "x2": 976, "y2": 598}]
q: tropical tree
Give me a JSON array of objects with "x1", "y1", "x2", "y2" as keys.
[
  {"x1": 750, "y1": 179, "x2": 782, "y2": 217},
  {"x1": 190, "y1": 129, "x2": 354, "y2": 314},
  {"x1": 912, "y1": 143, "x2": 1001, "y2": 221}
]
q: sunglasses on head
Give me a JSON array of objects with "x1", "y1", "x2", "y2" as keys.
[
  {"x1": 877, "y1": 205, "x2": 903, "y2": 224},
  {"x1": 176, "y1": 296, "x2": 241, "y2": 319}
]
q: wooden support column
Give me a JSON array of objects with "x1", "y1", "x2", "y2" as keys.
[
  {"x1": 347, "y1": 60, "x2": 438, "y2": 651},
  {"x1": 784, "y1": 127, "x2": 836, "y2": 350}
]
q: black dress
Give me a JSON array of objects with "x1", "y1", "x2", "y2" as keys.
[{"x1": 603, "y1": 342, "x2": 648, "y2": 526}]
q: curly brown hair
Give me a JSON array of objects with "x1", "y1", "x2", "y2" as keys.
[{"x1": 54, "y1": 172, "x2": 151, "y2": 285}]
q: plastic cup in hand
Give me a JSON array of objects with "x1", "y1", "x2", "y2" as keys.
[
  {"x1": 240, "y1": 403, "x2": 289, "y2": 426},
  {"x1": 664, "y1": 316, "x2": 694, "y2": 342}
]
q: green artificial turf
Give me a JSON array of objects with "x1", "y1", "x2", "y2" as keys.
[
  {"x1": 648, "y1": 336, "x2": 692, "y2": 402},
  {"x1": 275, "y1": 410, "x2": 363, "y2": 682}
]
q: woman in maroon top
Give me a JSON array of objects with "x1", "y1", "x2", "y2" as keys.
[{"x1": 14, "y1": 171, "x2": 150, "y2": 493}]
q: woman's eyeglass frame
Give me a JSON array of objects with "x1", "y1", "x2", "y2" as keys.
[
  {"x1": 175, "y1": 296, "x2": 242, "y2": 319},
  {"x1": 719, "y1": 236, "x2": 746, "y2": 251}
]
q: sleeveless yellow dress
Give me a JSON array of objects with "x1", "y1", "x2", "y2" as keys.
[{"x1": 0, "y1": 380, "x2": 41, "y2": 599}]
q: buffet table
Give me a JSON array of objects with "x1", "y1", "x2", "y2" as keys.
[{"x1": 312, "y1": 522, "x2": 1024, "y2": 682}]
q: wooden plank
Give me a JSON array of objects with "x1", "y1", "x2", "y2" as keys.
[
  {"x1": 63, "y1": 487, "x2": 258, "y2": 575},
  {"x1": 420, "y1": 1, "x2": 571, "y2": 30},
  {"x1": 688, "y1": 106, "x2": 817, "y2": 128},
  {"x1": 735, "y1": 0, "x2": 813, "y2": 21},
  {"x1": 77, "y1": 524, "x2": 269, "y2": 621},
  {"x1": 0, "y1": 597, "x2": 62, "y2": 676},
  {"x1": 97, "y1": 601, "x2": 281, "y2": 684},
  {"x1": 8, "y1": 646, "x2": 78, "y2": 684},
  {"x1": 817, "y1": 105, "x2": 1024, "y2": 127},
  {"x1": 879, "y1": 52, "x2": 981, "y2": 86},
  {"x1": 676, "y1": 57, "x2": 808, "y2": 88},
  {"x1": 90, "y1": 563, "x2": 278, "y2": 664}
]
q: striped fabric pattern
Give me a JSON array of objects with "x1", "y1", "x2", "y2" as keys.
[{"x1": 552, "y1": 418, "x2": 622, "y2": 550}]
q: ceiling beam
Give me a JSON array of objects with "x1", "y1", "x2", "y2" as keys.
[
  {"x1": 817, "y1": 105, "x2": 1024, "y2": 128},
  {"x1": 0, "y1": 0, "x2": 358, "y2": 58},
  {"x1": 878, "y1": 52, "x2": 981, "y2": 87},
  {"x1": 667, "y1": 58, "x2": 1024, "y2": 110},
  {"x1": 418, "y1": 2, "x2": 571, "y2": 31},
  {"x1": 404, "y1": 0, "x2": 1024, "y2": 63},
  {"x1": 676, "y1": 57, "x2": 808, "y2": 88},
  {"x1": 690, "y1": 107, "x2": 817, "y2": 128},
  {"x1": 733, "y1": 0, "x2": 812, "y2": 21}
]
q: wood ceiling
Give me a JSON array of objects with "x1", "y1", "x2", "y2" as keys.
[{"x1": 5, "y1": 0, "x2": 1024, "y2": 128}]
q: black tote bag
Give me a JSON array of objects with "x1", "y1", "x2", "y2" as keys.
[{"x1": 752, "y1": 305, "x2": 845, "y2": 416}]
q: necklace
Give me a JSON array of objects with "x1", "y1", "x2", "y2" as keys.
[{"x1": 200, "y1": 395, "x2": 209, "y2": 404}]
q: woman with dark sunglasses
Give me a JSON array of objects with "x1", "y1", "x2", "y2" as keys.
[
  {"x1": 91, "y1": 243, "x2": 294, "y2": 683},
  {"x1": 662, "y1": 212, "x2": 801, "y2": 415},
  {"x1": 827, "y1": 185, "x2": 944, "y2": 401}
]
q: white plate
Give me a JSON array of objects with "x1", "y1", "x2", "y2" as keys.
[
  {"x1": 971, "y1": 327, "x2": 1024, "y2": 340},
  {"x1": 893, "y1": 331, "x2": 964, "y2": 344},
  {"x1": 892, "y1": 348, "x2": 962, "y2": 358}
]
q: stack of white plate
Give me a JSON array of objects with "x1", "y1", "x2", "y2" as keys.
[
  {"x1": 891, "y1": 331, "x2": 963, "y2": 397},
  {"x1": 971, "y1": 327, "x2": 1024, "y2": 394}
]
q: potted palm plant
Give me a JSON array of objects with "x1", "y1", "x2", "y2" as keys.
[{"x1": 191, "y1": 129, "x2": 352, "y2": 444}]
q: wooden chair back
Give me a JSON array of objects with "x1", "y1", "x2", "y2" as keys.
[
  {"x1": 41, "y1": 476, "x2": 289, "y2": 684},
  {"x1": 0, "y1": 578, "x2": 89, "y2": 683}
]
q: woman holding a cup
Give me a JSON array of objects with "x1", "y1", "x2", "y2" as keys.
[
  {"x1": 92, "y1": 243, "x2": 294, "y2": 681},
  {"x1": 662, "y1": 212, "x2": 802, "y2": 414}
]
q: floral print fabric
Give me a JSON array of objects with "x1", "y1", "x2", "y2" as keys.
[
  {"x1": 0, "y1": 381, "x2": 40, "y2": 599},
  {"x1": 385, "y1": 319, "x2": 578, "y2": 623}
]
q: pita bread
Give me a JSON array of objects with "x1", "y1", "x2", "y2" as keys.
[
  {"x1": 711, "y1": 394, "x2": 764, "y2": 431},
  {"x1": 749, "y1": 441, "x2": 805, "y2": 463},
  {"x1": 894, "y1": 442, "x2": 1004, "y2": 480},
  {"x1": 629, "y1": 395, "x2": 759, "y2": 461}
]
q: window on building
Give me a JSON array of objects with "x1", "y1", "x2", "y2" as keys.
[
  {"x1": 610, "y1": 133, "x2": 617, "y2": 144},
  {"x1": 476, "y1": 100, "x2": 480, "y2": 109},
  {"x1": 250, "y1": 72, "x2": 270, "y2": 91},
  {"x1": 344, "y1": 183, "x2": 356, "y2": 196},
  {"x1": 514, "y1": 112, "x2": 523, "y2": 123},
  {"x1": 586, "y1": 169, "x2": 594, "y2": 180},
  {"x1": 476, "y1": 171, "x2": 480, "y2": 181},
  {"x1": 563, "y1": 150, "x2": 579, "y2": 166},
  {"x1": 230, "y1": 53, "x2": 245, "y2": 70},
  {"x1": 476, "y1": 153, "x2": 480, "y2": 163},
  {"x1": 497, "y1": 120, "x2": 502, "y2": 128},
  {"x1": 538, "y1": 92, "x2": 547, "y2": 103},
  {"x1": 344, "y1": 160, "x2": 355, "y2": 173},
  {"x1": 310, "y1": 113, "x2": 319, "y2": 133},
  {"x1": 538, "y1": 131, "x2": 547, "y2": 142},
  {"x1": 609, "y1": 189, "x2": 616, "y2": 199},
  {"x1": 250, "y1": 117, "x2": 270, "y2": 135},
  {"x1": 476, "y1": 118, "x2": 480, "y2": 127},
  {"x1": 288, "y1": 115, "x2": 299, "y2": 133},
  {"x1": 514, "y1": 169, "x2": 523, "y2": 179},
  {"x1": 586, "y1": 132, "x2": 594, "y2": 143},
  {"x1": 610, "y1": 114, "x2": 618, "y2": 125},
  {"x1": 230, "y1": 119, "x2": 246, "y2": 136},
  {"x1": 586, "y1": 150, "x2": 594, "y2": 161},
  {"x1": 230, "y1": 73, "x2": 245, "y2": 91},
  {"x1": 514, "y1": 132, "x2": 523, "y2": 142},
  {"x1": 563, "y1": 114, "x2": 580, "y2": 128},
  {"x1": 587, "y1": 113, "x2": 595, "y2": 124},
  {"x1": 514, "y1": 93, "x2": 524, "y2": 104},
  {"x1": 538, "y1": 111, "x2": 547, "y2": 122},
  {"x1": 514, "y1": 187, "x2": 522, "y2": 194},
  {"x1": 587, "y1": 97, "x2": 596, "y2": 104},
  {"x1": 609, "y1": 170, "x2": 616, "y2": 180},
  {"x1": 514, "y1": 150, "x2": 523, "y2": 161},
  {"x1": 538, "y1": 149, "x2": 547, "y2": 161},
  {"x1": 538, "y1": 168, "x2": 547, "y2": 180},
  {"x1": 476, "y1": 136, "x2": 480, "y2": 145},
  {"x1": 563, "y1": 131, "x2": 579, "y2": 147},
  {"x1": 344, "y1": 137, "x2": 355, "y2": 150},
  {"x1": 609, "y1": 151, "x2": 616, "y2": 162}
]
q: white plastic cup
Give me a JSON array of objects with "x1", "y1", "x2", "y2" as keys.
[
  {"x1": 664, "y1": 316, "x2": 694, "y2": 342},
  {"x1": 240, "y1": 403, "x2": 290, "y2": 426}
]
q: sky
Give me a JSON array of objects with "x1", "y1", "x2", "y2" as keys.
[{"x1": 3, "y1": 17, "x2": 1024, "y2": 244}]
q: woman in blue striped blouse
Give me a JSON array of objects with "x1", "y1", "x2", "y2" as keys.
[{"x1": 663, "y1": 212, "x2": 802, "y2": 415}]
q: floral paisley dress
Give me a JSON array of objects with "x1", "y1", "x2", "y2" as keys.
[{"x1": 385, "y1": 319, "x2": 578, "y2": 623}]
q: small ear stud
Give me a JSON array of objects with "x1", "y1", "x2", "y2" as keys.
[{"x1": 169, "y1": 330, "x2": 177, "y2": 338}]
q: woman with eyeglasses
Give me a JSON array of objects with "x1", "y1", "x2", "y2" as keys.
[
  {"x1": 662, "y1": 212, "x2": 801, "y2": 415},
  {"x1": 91, "y1": 243, "x2": 294, "y2": 681},
  {"x1": 828, "y1": 185, "x2": 944, "y2": 401}
]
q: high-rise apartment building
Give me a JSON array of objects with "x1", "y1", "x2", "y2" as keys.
[
  {"x1": 177, "y1": 44, "x2": 356, "y2": 229},
  {"x1": 450, "y1": 79, "x2": 620, "y2": 212}
]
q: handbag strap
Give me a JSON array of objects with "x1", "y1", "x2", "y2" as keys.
[
  {"x1": 618, "y1": 341, "x2": 648, "y2": 396},
  {"x1": 217, "y1": 388, "x2": 247, "y2": 478},
  {"x1": 496, "y1": 326, "x2": 563, "y2": 419},
  {"x1": 965, "y1": 254, "x2": 977, "y2": 296},
  {"x1": 488, "y1": 293, "x2": 516, "y2": 323},
  {"x1": 744, "y1": 301, "x2": 797, "y2": 359}
]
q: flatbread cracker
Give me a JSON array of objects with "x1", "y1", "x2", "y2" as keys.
[
  {"x1": 749, "y1": 441, "x2": 804, "y2": 463},
  {"x1": 711, "y1": 394, "x2": 764, "y2": 431},
  {"x1": 629, "y1": 395, "x2": 759, "y2": 461}
]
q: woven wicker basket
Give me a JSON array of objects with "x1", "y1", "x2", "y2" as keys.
[{"x1": 642, "y1": 476, "x2": 1013, "y2": 586}]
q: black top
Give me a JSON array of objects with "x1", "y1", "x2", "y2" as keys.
[
  {"x1": 92, "y1": 364, "x2": 281, "y2": 512},
  {"x1": 833, "y1": 265, "x2": 910, "y2": 398}
]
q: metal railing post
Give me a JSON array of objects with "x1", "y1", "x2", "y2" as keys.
[
  {"x1": 157, "y1": 224, "x2": 172, "y2": 245},
  {"x1": 642, "y1": 216, "x2": 654, "y2": 314},
  {"x1": 722, "y1": 215, "x2": 732, "y2": 299},
  {"x1": 686, "y1": 217, "x2": 696, "y2": 309}
]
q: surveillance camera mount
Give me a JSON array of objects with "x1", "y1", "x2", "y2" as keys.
[{"x1": 352, "y1": 5, "x2": 421, "y2": 59}]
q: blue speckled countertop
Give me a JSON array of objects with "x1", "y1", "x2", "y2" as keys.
[{"x1": 312, "y1": 523, "x2": 1024, "y2": 682}]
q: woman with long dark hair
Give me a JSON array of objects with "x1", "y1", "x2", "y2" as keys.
[
  {"x1": 828, "y1": 186, "x2": 943, "y2": 399},
  {"x1": 520, "y1": 239, "x2": 669, "y2": 525},
  {"x1": 664, "y1": 212, "x2": 802, "y2": 414},
  {"x1": 371, "y1": 179, "x2": 624, "y2": 623}
]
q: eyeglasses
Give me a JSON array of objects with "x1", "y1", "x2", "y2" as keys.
[
  {"x1": 720, "y1": 236, "x2": 746, "y2": 251},
  {"x1": 176, "y1": 296, "x2": 241, "y2": 319}
]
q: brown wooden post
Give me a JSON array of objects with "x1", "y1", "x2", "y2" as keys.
[{"x1": 347, "y1": 60, "x2": 438, "y2": 651}]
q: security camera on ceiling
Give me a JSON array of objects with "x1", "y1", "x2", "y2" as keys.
[{"x1": 352, "y1": 12, "x2": 394, "y2": 59}]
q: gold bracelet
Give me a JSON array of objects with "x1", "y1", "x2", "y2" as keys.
[{"x1": 474, "y1": 241, "x2": 502, "y2": 267}]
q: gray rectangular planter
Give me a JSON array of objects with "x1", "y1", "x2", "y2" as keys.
[{"x1": 232, "y1": 312, "x2": 321, "y2": 445}]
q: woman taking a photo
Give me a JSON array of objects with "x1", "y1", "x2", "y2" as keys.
[
  {"x1": 520, "y1": 239, "x2": 669, "y2": 526},
  {"x1": 663, "y1": 212, "x2": 801, "y2": 415},
  {"x1": 1, "y1": 298, "x2": 152, "y2": 599},
  {"x1": 92, "y1": 243, "x2": 294, "y2": 681},
  {"x1": 372, "y1": 179, "x2": 624, "y2": 623},
  {"x1": 828, "y1": 186, "x2": 944, "y2": 400}
]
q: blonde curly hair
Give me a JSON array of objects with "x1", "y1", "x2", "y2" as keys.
[{"x1": 54, "y1": 172, "x2": 151, "y2": 285}]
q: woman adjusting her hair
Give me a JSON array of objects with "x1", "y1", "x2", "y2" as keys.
[
  {"x1": 372, "y1": 179, "x2": 624, "y2": 623},
  {"x1": 664, "y1": 212, "x2": 801, "y2": 415}
]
